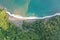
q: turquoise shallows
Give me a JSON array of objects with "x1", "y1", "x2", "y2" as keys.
[{"x1": 0, "y1": 0, "x2": 60, "y2": 17}]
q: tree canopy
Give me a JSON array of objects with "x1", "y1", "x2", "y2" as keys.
[{"x1": 0, "y1": 9, "x2": 60, "y2": 40}]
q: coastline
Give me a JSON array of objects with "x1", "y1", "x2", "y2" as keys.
[{"x1": 6, "y1": 11, "x2": 60, "y2": 20}]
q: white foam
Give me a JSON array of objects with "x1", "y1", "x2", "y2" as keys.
[{"x1": 6, "y1": 11, "x2": 60, "y2": 19}]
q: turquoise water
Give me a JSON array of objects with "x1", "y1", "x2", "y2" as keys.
[{"x1": 0, "y1": 0, "x2": 60, "y2": 17}]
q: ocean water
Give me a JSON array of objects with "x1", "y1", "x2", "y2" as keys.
[{"x1": 0, "y1": 0, "x2": 60, "y2": 17}]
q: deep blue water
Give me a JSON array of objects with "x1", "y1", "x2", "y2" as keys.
[{"x1": 0, "y1": 0, "x2": 60, "y2": 17}]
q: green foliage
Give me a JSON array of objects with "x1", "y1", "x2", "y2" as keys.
[
  {"x1": 22, "y1": 17, "x2": 60, "y2": 40},
  {"x1": 0, "y1": 9, "x2": 60, "y2": 40},
  {"x1": 0, "y1": 9, "x2": 8, "y2": 30}
]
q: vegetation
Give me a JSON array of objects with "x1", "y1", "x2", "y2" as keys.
[
  {"x1": 0, "y1": 9, "x2": 8, "y2": 30},
  {"x1": 0, "y1": 9, "x2": 60, "y2": 40}
]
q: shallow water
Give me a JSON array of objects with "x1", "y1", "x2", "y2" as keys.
[{"x1": 0, "y1": 0, "x2": 60, "y2": 17}]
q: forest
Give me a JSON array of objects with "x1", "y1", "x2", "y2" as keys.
[{"x1": 0, "y1": 9, "x2": 60, "y2": 40}]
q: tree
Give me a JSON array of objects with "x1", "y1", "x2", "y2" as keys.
[{"x1": 0, "y1": 9, "x2": 8, "y2": 30}]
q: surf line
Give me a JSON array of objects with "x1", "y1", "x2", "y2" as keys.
[{"x1": 6, "y1": 11, "x2": 60, "y2": 19}]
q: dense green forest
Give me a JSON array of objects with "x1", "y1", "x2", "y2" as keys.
[{"x1": 0, "y1": 9, "x2": 60, "y2": 40}]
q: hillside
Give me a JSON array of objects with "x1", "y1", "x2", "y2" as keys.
[{"x1": 0, "y1": 9, "x2": 60, "y2": 40}]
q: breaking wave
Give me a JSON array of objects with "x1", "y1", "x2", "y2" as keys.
[{"x1": 6, "y1": 10, "x2": 60, "y2": 19}]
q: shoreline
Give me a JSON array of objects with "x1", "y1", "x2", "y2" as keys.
[
  {"x1": 6, "y1": 10, "x2": 60, "y2": 27},
  {"x1": 6, "y1": 11, "x2": 60, "y2": 20}
]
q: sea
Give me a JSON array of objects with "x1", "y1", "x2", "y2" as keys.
[{"x1": 0, "y1": 0, "x2": 60, "y2": 17}]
